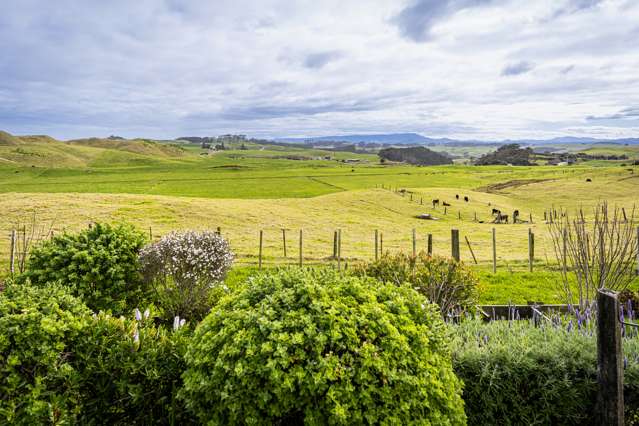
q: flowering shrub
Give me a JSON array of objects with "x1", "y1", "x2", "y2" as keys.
[
  {"x1": 22, "y1": 222, "x2": 148, "y2": 314},
  {"x1": 139, "y1": 230, "x2": 234, "y2": 322},
  {"x1": 0, "y1": 281, "x2": 91, "y2": 424},
  {"x1": 353, "y1": 252, "x2": 479, "y2": 315},
  {"x1": 180, "y1": 268, "x2": 465, "y2": 425},
  {"x1": 452, "y1": 317, "x2": 639, "y2": 425}
]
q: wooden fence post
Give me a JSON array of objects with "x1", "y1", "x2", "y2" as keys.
[
  {"x1": 299, "y1": 230, "x2": 303, "y2": 267},
  {"x1": 258, "y1": 230, "x2": 263, "y2": 269},
  {"x1": 10, "y1": 229, "x2": 16, "y2": 275},
  {"x1": 337, "y1": 229, "x2": 342, "y2": 271},
  {"x1": 375, "y1": 229, "x2": 379, "y2": 261},
  {"x1": 492, "y1": 228, "x2": 497, "y2": 273},
  {"x1": 465, "y1": 236, "x2": 478, "y2": 264},
  {"x1": 451, "y1": 229, "x2": 460, "y2": 261},
  {"x1": 216, "y1": 226, "x2": 221, "y2": 235},
  {"x1": 282, "y1": 229, "x2": 287, "y2": 258},
  {"x1": 149, "y1": 227, "x2": 153, "y2": 240},
  {"x1": 427, "y1": 234, "x2": 432, "y2": 256},
  {"x1": 597, "y1": 289, "x2": 624, "y2": 425},
  {"x1": 333, "y1": 231, "x2": 337, "y2": 259},
  {"x1": 528, "y1": 228, "x2": 535, "y2": 272},
  {"x1": 412, "y1": 228, "x2": 416, "y2": 257},
  {"x1": 458, "y1": 211, "x2": 461, "y2": 220},
  {"x1": 380, "y1": 232, "x2": 383, "y2": 255}
]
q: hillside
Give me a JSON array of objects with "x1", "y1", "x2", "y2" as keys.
[
  {"x1": 378, "y1": 146, "x2": 453, "y2": 165},
  {"x1": 67, "y1": 137, "x2": 186, "y2": 158},
  {"x1": 0, "y1": 130, "x2": 23, "y2": 146}
]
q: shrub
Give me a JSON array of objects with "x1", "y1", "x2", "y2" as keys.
[
  {"x1": 354, "y1": 252, "x2": 479, "y2": 315},
  {"x1": 139, "y1": 230, "x2": 234, "y2": 322},
  {"x1": 23, "y1": 222, "x2": 148, "y2": 314},
  {"x1": 452, "y1": 317, "x2": 639, "y2": 425},
  {"x1": 70, "y1": 311, "x2": 194, "y2": 424},
  {"x1": 180, "y1": 267, "x2": 465, "y2": 425},
  {"x1": 0, "y1": 282, "x2": 91, "y2": 424}
]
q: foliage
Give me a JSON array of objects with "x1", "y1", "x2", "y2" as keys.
[
  {"x1": 451, "y1": 317, "x2": 639, "y2": 425},
  {"x1": 378, "y1": 146, "x2": 453, "y2": 165},
  {"x1": 22, "y1": 222, "x2": 148, "y2": 315},
  {"x1": 354, "y1": 252, "x2": 479, "y2": 315},
  {"x1": 474, "y1": 143, "x2": 534, "y2": 166},
  {"x1": 139, "y1": 230, "x2": 234, "y2": 322},
  {"x1": 180, "y1": 267, "x2": 466, "y2": 425},
  {"x1": 70, "y1": 311, "x2": 194, "y2": 425},
  {"x1": 0, "y1": 282, "x2": 91, "y2": 424}
]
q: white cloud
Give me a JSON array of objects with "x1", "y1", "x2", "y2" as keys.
[{"x1": 0, "y1": 0, "x2": 637, "y2": 140}]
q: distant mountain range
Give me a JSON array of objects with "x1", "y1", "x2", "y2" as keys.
[{"x1": 276, "y1": 133, "x2": 639, "y2": 146}]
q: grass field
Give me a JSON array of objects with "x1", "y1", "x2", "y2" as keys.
[{"x1": 1, "y1": 132, "x2": 638, "y2": 304}]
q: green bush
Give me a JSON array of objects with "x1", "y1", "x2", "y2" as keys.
[
  {"x1": 354, "y1": 252, "x2": 479, "y2": 315},
  {"x1": 0, "y1": 282, "x2": 91, "y2": 424},
  {"x1": 452, "y1": 318, "x2": 639, "y2": 425},
  {"x1": 180, "y1": 267, "x2": 465, "y2": 425},
  {"x1": 70, "y1": 311, "x2": 194, "y2": 424},
  {"x1": 23, "y1": 222, "x2": 148, "y2": 314}
]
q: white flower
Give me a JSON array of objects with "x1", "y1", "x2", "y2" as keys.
[
  {"x1": 173, "y1": 316, "x2": 181, "y2": 331},
  {"x1": 143, "y1": 308, "x2": 150, "y2": 319}
]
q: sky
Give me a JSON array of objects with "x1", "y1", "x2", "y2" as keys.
[{"x1": 1, "y1": 0, "x2": 638, "y2": 140}]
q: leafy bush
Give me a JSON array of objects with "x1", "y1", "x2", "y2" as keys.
[
  {"x1": 70, "y1": 311, "x2": 194, "y2": 424},
  {"x1": 180, "y1": 267, "x2": 465, "y2": 425},
  {"x1": 354, "y1": 252, "x2": 479, "y2": 315},
  {"x1": 23, "y1": 222, "x2": 148, "y2": 314},
  {"x1": 452, "y1": 317, "x2": 639, "y2": 425},
  {"x1": 139, "y1": 230, "x2": 234, "y2": 322},
  {"x1": 0, "y1": 282, "x2": 91, "y2": 424}
]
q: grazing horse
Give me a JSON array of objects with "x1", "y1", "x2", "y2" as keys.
[
  {"x1": 443, "y1": 201, "x2": 451, "y2": 207},
  {"x1": 464, "y1": 196, "x2": 469, "y2": 202},
  {"x1": 432, "y1": 199, "x2": 440, "y2": 208}
]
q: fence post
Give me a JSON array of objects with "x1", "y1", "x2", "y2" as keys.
[
  {"x1": 282, "y1": 229, "x2": 287, "y2": 258},
  {"x1": 337, "y1": 229, "x2": 342, "y2": 271},
  {"x1": 216, "y1": 226, "x2": 221, "y2": 235},
  {"x1": 451, "y1": 229, "x2": 460, "y2": 261},
  {"x1": 528, "y1": 228, "x2": 534, "y2": 272},
  {"x1": 412, "y1": 228, "x2": 416, "y2": 257},
  {"x1": 427, "y1": 233, "x2": 432, "y2": 256},
  {"x1": 10, "y1": 229, "x2": 16, "y2": 275},
  {"x1": 333, "y1": 231, "x2": 337, "y2": 259},
  {"x1": 375, "y1": 230, "x2": 379, "y2": 261},
  {"x1": 299, "y1": 230, "x2": 303, "y2": 267},
  {"x1": 380, "y1": 232, "x2": 383, "y2": 255},
  {"x1": 465, "y1": 236, "x2": 478, "y2": 264},
  {"x1": 258, "y1": 230, "x2": 263, "y2": 269},
  {"x1": 492, "y1": 228, "x2": 497, "y2": 273},
  {"x1": 597, "y1": 289, "x2": 624, "y2": 425},
  {"x1": 149, "y1": 226, "x2": 153, "y2": 241}
]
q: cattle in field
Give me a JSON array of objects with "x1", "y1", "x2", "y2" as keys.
[
  {"x1": 443, "y1": 201, "x2": 451, "y2": 207},
  {"x1": 513, "y1": 210, "x2": 520, "y2": 222},
  {"x1": 456, "y1": 194, "x2": 459, "y2": 199},
  {"x1": 492, "y1": 208, "x2": 501, "y2": 216},
  {"x1": 586, "y1": 178, "x2": 592, "y2": 182},
  {"x1": 464, "y1": 196, "x2": 469, "y2": 202},
  {"x1": 432, "y1": 199, "x2": 439, "y2": 208}
]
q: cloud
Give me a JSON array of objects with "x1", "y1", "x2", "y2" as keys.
[
  {"x1": 501, "y1": 61, "x2": 535, "y2": 76},
  {"x1": 559, "y1": 64, "x2": 575, "y2": 74},
  {"x1": 303, "y1": 51, "x2": 342, "y2": 69},
  {"x1": 392, "y1": 0, "x2": 494, "y2": 42},
  {"x1": 587, "y1": 107, "x2": 639, "y2": 121}
]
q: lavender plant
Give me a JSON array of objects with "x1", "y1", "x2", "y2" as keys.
[{"x1": 139, "y1": 230, "x2": 234, "y2": 322}]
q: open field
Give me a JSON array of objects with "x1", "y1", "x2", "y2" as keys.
[{"x1": 1, "y1": 134, "x2": 638, "y2": 303}]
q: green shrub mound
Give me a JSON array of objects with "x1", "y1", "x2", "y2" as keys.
[
  {"x1": 0, "y1": 282, "x2": 91, "y2": 424},
  {"x1": 355, "y1": 252, "x2": 479, "y2": 315},
  {"x1": 452, "y1": 318, "x2": 639, "y2": 425},
  {"x1": 23, "y1": 222, "x2": 148, "y2": 314},
  {"x1": 71, "y1": 312, "x2": 194, "y2": 424},
  {"x1": 180, "y1": 268, "x2": 465, "y2": 425}
]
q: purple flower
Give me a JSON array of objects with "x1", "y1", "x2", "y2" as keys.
[{"x1": 135, "y1": 308, "x2": 142, "y2": 321}]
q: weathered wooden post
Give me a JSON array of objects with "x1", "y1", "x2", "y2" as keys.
[
  {"x1": 375, "y1": 229, "x2": 379, "y2": 261},
  {"x1": 412, "y1": 228, "x2": 416, "y2": 257},
  {"x1": 258, "y1": 230, "x2": 263, "y2": 269},
  {"x1": 380, "y1": 232, "x2": 383, "y2": 255},
  {"x1": 149, "y1": 226, "x2": 153, "y2": 241},
  {"x1": 451, "y1": 229, "x2": 460, "y2": 261},
  {"x1": 299, "y1": 229, "x2": 303, "y2": 267},
  {"x1": 529, "y1": 213, "x2": 533, "y2": 224},
  {"x1": 427, "y1": 233, "x2": 432, "y2": 256},
  {"x1": 216, "y1": 226, "x2": 221, "y2": 235},
  {"x1": 333, "y1": 231, "x2": 337, "y2": 259},
  {"x1": 492, "y1": 227, "x2": 497, "y2": 273},
  {"x1": 465, "y1": 236, "x2": 478, "y2": 264},
  {"x1": 420, "y1": 197, "x2": 423, "y2": 205},
  {"x1": 282, "y1": 229, "x2": 287, "y2": 258},
  {"x1": 444, "y1": 206, "x2": 447, "y2": 215},
  {"x1": 10, "y1": 229, "x2": 16, "y2": 276},
  {"x1": 458, "y1": 211, "x2": 461, "y2": 220},
  {"x1": 337, "y1": 229, "x2": 342, "y2": 271},
  {"x1": 474, "y1": 212, "x2": 477, "y2": 222},
  {"x1": 597, "y1": 289, "x2": 624, "y2": 425},
  {"x1": 528, "y1": 228, "x2": 535, "y2": 272}
]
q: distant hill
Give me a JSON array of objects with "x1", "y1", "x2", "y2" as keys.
[
  {"x1": 0, "y1": 130, "x2": 23, "y2": 146},
  {"x1": 378, "y1": 146, "x2": 453, "y2": 166},
  {"x1": 475, "y1": 144, "x2": 534, "y2": 166},
  {"x1": 278, "y1": 133, "x2": 435, "y2": 145},
  {"x1": 67, "y1": 137, "x2": 185, "y2": 158}
]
